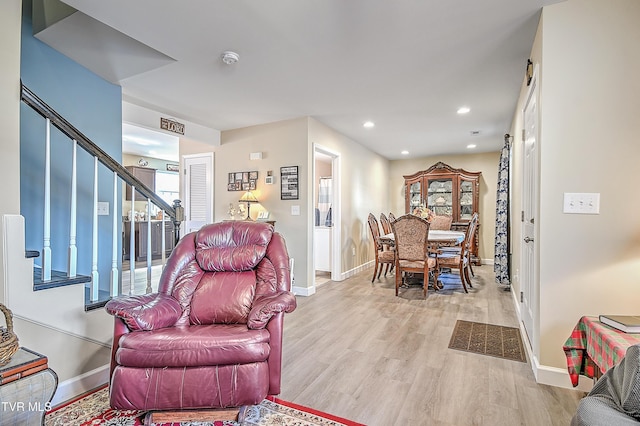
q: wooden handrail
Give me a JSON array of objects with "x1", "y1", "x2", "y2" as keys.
[{"x1": 20, "y1": 82, "x2": 180, "y2": 222}]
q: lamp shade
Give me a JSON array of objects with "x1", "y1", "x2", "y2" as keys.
[{"x1": 239, "y1": 191, "x2": 258, "y2": 203}]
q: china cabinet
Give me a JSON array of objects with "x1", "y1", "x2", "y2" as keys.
[{"x1": 403, "y1": 162, "x2": 481, "y2": 264}]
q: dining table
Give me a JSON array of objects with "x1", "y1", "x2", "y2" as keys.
[
  {"x1": 378, "y1": 229, "x2": 466, "y2": 290},
  {"x1": 378, "y1": 229, "x2": 465, "y2": 246}
]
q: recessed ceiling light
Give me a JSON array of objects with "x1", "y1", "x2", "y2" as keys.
[
  {"x1": 363, "y1": 121, "x2": 375, "y2": 128},
  {"x1": 401, "y1": 150, "x2": 409, "y2": 155},
  {"x1": 457, "y1": 106, "x2": 470, "y2": 114},
  {"x1": 466, "y1": 144, "x2": 476, "y2": 149}
]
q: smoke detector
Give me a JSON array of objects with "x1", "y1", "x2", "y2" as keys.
[{"x1": 221, "y1": 51, "x2": 240, "y2": 65}]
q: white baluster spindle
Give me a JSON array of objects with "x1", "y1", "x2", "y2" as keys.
[
  {"x1": 68, "y1": 139, "x2": 77, "y2": 277},
  {"x1": 146, "y1": 199, "x2": 152, "y2": 293},
  {"x1": 42, "y1": 118, "x2": 52, "y2": 281},
  {"x1": 161, "y1": 210, "x2": 166, "y2": 267},
  {"x1": 90, "y1": 156, "x2": 99, "y2": 302},
  {"x1": 110, "y1": 171, "x2": 119, "y2": 297},
  {"x1": 129, "y1": 187, "x2": 136, "y2": 295}
]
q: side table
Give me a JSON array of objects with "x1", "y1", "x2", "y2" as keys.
[{"x1": 0, "y1": 347, "x2": 58, "y2": 426}]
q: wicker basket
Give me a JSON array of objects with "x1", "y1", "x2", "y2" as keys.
[{"x1": 0, "y1": 303, "x2": 19, "y2": 366}]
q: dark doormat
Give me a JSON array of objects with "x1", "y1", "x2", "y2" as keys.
[{"x1": 448, "y1": 320, "x2": 527, "y2": 363}]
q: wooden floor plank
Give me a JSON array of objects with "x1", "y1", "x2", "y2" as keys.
[{"x1": 280, "y1": 265, "x2": 584, "y2": 425}]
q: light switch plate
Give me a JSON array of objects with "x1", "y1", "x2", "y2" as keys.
[
  {"x1": 563, "y1": 193, "x2": 600, "y2": 214},
  {"x1": 97, "y1": 201, "x2": 109, "y2": 215},
  {"x1": 291, "y1": 205, "x2": 300, "y2": 216}
]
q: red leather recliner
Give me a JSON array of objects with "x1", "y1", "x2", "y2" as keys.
[{"x1": 105, "y1": 221, "x2": 297, "y2": 410}]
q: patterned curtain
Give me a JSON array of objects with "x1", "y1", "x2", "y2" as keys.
[{"x1": 494, "y1": 135, "x2": 511, "y2": 286}]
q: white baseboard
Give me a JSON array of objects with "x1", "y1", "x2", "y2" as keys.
[
  {"x1": 339, "y1": 260, "x2": 373, "y2": 281},
  {"x1": 50, "y1": 364, "x2": 110, "y2": 407},
  {"x1": 535, "y1": 363, "x2": 593, "y2": 393},
  {"x1": 511, "y1": 283, "x2": 593, "y2": 394},
  {"x1": 481, "y1": 258, "x2": 493, "y2": 265},
  {"x1": 292, "y1": 285, "x2": 316, "y2": 297},
  {"x1": 294, "y1": 261, "x2": 374, "y2": 296}
]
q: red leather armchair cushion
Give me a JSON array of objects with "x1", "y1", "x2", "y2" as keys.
[{"x1": 190, "y1": 271, "x2": 256, "y2": 325}]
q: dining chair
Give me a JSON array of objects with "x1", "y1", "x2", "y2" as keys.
[
  {"x1": 391, "y1": 214, "x2": 438, "y2": 299},
  {"x1": 437, "y1": 212, "x2": 478, "y2": 293},
  {"x1": 367, "y1": 213, "x2": 395, "y2": 282},
  {"x1": 388, "y1": 212, "x2": 396, "y2": 222},
  {"x1": 379, "y1": 213, "x2": 392, "y2": 235},
  {"x1": 429, "y1": 215, "x2": 453, "y2": 230}
]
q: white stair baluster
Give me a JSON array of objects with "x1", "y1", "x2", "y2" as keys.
[
  {"x1": 129, "y1": 188, "x2": 135, "y2": 295},
  {"x1": 68, "y1": 139, "x2": 77, "y2": 277},
  {"x1": 146, "y1": 199, "x2": 152, "y2": 293},
  {"x1": 161, "y1": 210, "x2": 166, "y2": 267},
  {"x1": 90, "y1": 156, "x2": 99, "y2": 302},
  {"x1": 42, "y1": 118, "x2": 51, "y2": 281},
  {"x1": 110, "y1": 171, "x2": 119, "y2": 297}
]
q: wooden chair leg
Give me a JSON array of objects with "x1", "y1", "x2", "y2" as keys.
[
  {"x1": 468, "y1": 261, "x2": 475, "y2": 277},
  {"x1": 459, "y1": 263, "x2": 468, "y2": 293},
  {"x1": 464, "y1": 265, "x2": 473, "y2": 288},
  {"x1": 371, "y1": 259, "x2": 379, "y2": 282},
  {"x1": 395, "y1": 268, "x2": 400, "y2": 296},
  {"x1": 383, "y1": 263, "x2": 390, "y2": 277}
]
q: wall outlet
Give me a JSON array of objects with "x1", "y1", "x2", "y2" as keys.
[{"x1": 352, "y1": 247, "x2": 356, "y2": 256}]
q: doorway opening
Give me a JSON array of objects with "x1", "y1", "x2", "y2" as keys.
[{"x1": 313, "y1": 145, "x2": 341, "y2": 288}]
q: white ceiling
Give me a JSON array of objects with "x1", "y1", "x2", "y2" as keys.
[
  {"x1": 50, "y1": 0, "x2": 562, "y2": 160},
  {"x1": 122, "y1": 123, "x2": 179, "y2": 162}
]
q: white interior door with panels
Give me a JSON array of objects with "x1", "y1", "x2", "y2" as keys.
[
  {"x1": 183, "y1": 153, "x2": 213, "y2": 233},
  {"x1": 521, "y1": 67, "x2": 539, "y2": 356}
]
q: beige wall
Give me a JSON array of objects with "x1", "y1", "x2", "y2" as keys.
[
  {"x1": 0, "y1": 0, "x2": 22, "y2": 303},
  {"x1": 308, "y1": 117, "x2": 390, "y2": 278},
  {"x1": 389, "y1": 152, "x2": 501, "y2": 263},
  {"x1": 218, "y1": 118, "x2": 310, "y2": 287},
  {"x1": 511, "y1": 0, "x2": 640, "y2": 373},
  {"x1": 218, "y1": 117, "x2": 391, "y2": 291}
]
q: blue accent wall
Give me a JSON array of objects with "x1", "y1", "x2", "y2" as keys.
[{"x1": 20, "y1": 5, "x2": 122, "y2": 296}]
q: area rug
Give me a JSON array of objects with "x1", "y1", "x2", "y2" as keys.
[
  {"x1": 448, "y1": 320, "x2": 527, "y2": 363},
  {"x1": 45, "y1": 386, "x2": 364, "y2": 426}
]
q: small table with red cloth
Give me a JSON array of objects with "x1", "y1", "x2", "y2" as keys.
[{"x1": 563, "y1": 315, "x2": 640, "y2": 387}]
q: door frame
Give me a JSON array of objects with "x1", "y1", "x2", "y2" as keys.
[
  {"x1": 181, "y1": 152, "x2": 214, "y2": 235},
  {"x1": 312, "y1": 144, "x2": 341, "y2": 283},
  {"x1": 520, "y1": 64, "x2": 540, "y2": 359}
]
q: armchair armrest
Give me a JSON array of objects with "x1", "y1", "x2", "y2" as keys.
[
  {"x1": 105, "y1": 293, "x2": 182, "y2": 331},
  {"x1": 248, "y1": 291, "x2": 297, "y2": 329}
]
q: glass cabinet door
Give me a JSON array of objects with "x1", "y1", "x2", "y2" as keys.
[
  {"x1": 409, "y1": 180, "x2": 422, "y2": 211},
  {"x1": 426, "y1": 177, "x2": 453, "y2": 216},
  {"x1": 459, "y1": 178, "x2": 474, "y2": 220}
]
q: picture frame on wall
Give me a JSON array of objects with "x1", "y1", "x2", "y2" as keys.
[
  {"x1": 280, "y1": 166, "x2": 299, "y2": 200},
  {"x1": 227, "y1": 170, "x2": 259, "y2": 191}
]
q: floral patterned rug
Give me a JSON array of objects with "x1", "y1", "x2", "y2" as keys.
[{"x1": 45, "y1": 387, "x2": 364, "y2": 426}]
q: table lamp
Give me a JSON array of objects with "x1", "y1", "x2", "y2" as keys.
[{"x1": 239, "y1": 191, "x2": 258, "y2": 220}]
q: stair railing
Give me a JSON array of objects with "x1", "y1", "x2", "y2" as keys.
[{"x1": 20, "y1": 82, "x2": 184, "y2": 302}]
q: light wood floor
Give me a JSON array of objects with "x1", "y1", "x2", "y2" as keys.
[{"x1": 279, "y1": 266, "x2": 585, "y2": 426}]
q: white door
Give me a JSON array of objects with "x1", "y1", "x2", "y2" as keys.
[
  {"x1": 183, "y1": 153, "x2": 213, "y2": 233},
  {"x1": 521, "y1": 69, "x2": 538, "y2": 349}
]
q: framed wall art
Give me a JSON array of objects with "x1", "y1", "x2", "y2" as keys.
[
  {"x1": 228, "y1": 170, "x2": 258, "y2": 191},
  {"x1": 280, "y1": 166, "x2": 299, "y2": 200}
]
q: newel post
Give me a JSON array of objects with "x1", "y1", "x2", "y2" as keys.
[{"x1": 172, "y1": 199, "x2": 184, "y2": 245}]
